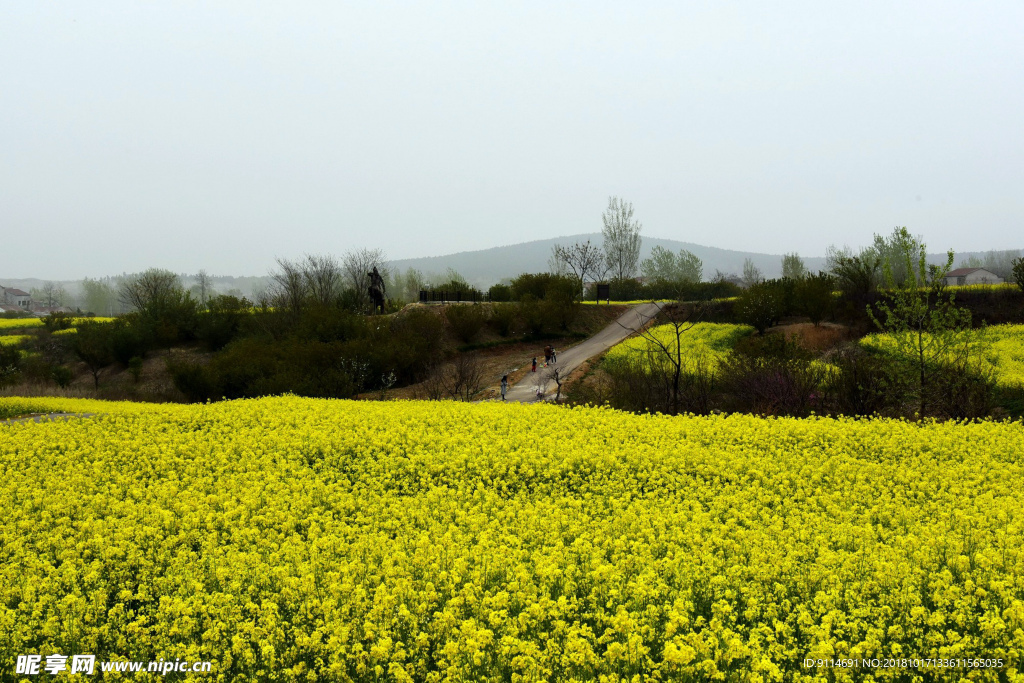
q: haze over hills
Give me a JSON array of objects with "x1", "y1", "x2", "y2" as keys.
[
  {"x1": 2, "y1": 235, "x2": 1017, "y2": 300},
  {"x1": 388, "y1": 233, "x2": 992, "y2": 289}
]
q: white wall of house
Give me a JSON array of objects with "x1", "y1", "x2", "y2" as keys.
[{"x1": 944, "y1": 269, "x2": 1004, "y2": 286}]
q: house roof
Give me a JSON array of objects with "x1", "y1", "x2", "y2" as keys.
[
  {"x1": 3, "y1": 288, "x2": 30, "y2": 296},
  {"x1": 945, "y1": 267, "x2": 997, "y2": 278}
]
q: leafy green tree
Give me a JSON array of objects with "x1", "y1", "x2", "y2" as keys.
[
  {"x1": 81, "y1": 277, "x2": 117, "y2": 316},
  {"x1": 867, "y1": 243, "x2": 976, "y2": 417},
  {"x1": 74, "y1": 320, "x2": 114, "y2": 388},
  {"x1": 795, "y1": 272, "x2": 835, "y2": 326},
  {"x1": 781, "y1": 253, "x2": 807, "y2": 280},
  {"x1": 741, "y1": 258, "x2": 763, "y2": 288},
  {"x1": 640, "y1": 246, "x2": 702, "y2": 284},
  {"x1": 872, "y1": 226, "x2": 924, "y2": 287},
  {"x1": 1012, "y1": 257, "x2": 1024, "y2": 292},
  {"x1": 487, "y1": 283, "x2": 512, "y2": 302},
  {"x1": 735, "y1": 280, "x2": 784, "y2": 334},
  {"x1": 602, "y1": 197, "x2": 642, "y2": 280},
  {"x1": 827, "y1": 245, "x2": 880, "y2": 302}
]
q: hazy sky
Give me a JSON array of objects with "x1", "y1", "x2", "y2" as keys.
[{"x1": 3, "y1": 1, "x2": 1022, "y2": 279}]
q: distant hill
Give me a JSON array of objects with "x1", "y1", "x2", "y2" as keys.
[
  {"x1": 4, "y1": 238, "x2": 1015, "y2": 298},
  {"x1": 389, "y1": 233, "x2": 986, "y2": 288}
]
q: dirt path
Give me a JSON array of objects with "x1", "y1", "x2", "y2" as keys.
[{"x1": 503, "y1": 303, "x2": 661, "y2": 403}]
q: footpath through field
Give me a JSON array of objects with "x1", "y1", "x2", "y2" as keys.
[{"x1": 503, "y1": 302, "x2": 661, "y2": 403}]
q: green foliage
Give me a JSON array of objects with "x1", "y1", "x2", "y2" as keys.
[
  {"x1": 781, "y1": 253, "x2": 807, "y2": 280},
  {"x1": 509, "y1": 273, "x2": 577, "y2": 302},
  {"x1": 828, "y1": 247, "x2": 880, "y2": 302},
  {"x1": 796, "y1": 272, "x2": 836, "y2": 325},
  {"x1": 170, "y1": 307, "x2": 447, "y2": 402},
  {"x1": 519, "y1": 295, "x2": 546, "y2": 335},
  {"x1": 196, "y1": 294, "x2": 254, "y2": 351},
  {"x1": 73, "y1": 320, "x2": 115, "y2": 388},
  {"x1": 0, "y1": 344, "x2": 21, "y2": 387},
  {"x1": 640, "y1": 246, "x2": 702, "y2": 284},
  {"x1": 444, "y1": 304, "x2": 489, "y2": 343},
  {"x1": 867, "y1": 243, "x2": 978, "y2": 416},
  {"x1": 873, "y1": 226, "x2": 924, "y2": 287},
  {"x1": 51, "y1": 365, "x2": 74, "y2": 389},
  {"x1": 1013, "y1": 257, "x2": 1024, "y2": 293},
  {"x1": 128, "y1": 356, "x2": 144, "y2": 384},
  {"x1": 487, "y1": 283, "x2": 512, "y2": 302},
  {"x1": 41, "y1": 312, "x2": 74, "y2": 332},
  {"x1": 490, "y1": 303, "x2": 518, "y2": 337},
  {"x1": 107, "y1": 318, "x2": 150, "y2": 365},
  {"x1": 585, "y1": 279, "x2": 740, "y2": 303},
  {"x1": 735, "y1": 280, "x2": 786, "y2": 334}
]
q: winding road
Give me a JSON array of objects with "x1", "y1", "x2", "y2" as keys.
[{"x1": 503, "y1": 302, "x2": 661, "y2": 403}]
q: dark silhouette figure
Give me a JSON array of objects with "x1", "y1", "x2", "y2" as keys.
[{"x1": 368, "y1": 266, "x2": 386, "y2": 314}]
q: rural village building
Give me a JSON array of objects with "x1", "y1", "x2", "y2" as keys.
[
  {"x1": 942, "y1": 268, "x2": 1004, "y2": 286},
  {"x1": 1, "y1": 287, "x2": 32, "y2": 308}
]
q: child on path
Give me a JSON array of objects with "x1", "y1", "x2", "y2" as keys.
[
  {"x1": 500, "y1": 375, "x2": 508, "y2": 401},
  {"x1": 532, "y1": 358, "x2": 537, "y2": 372},
  {"x1": 551, "y1": 348, "x2": 557, "y2": 363}
]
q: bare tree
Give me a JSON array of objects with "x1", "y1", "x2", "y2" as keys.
[
  {"x1": 741, "y1": 258, "x2": 764, "y2": 288},
  {"x1": 119, "y1": 269, "x2": 183, "y2": 313},
  {"x1": 40, "y1": 282, "x2": 58, "y2": 307},
  {"x1": 552, "y1": 240, "x2": 607, "y2": 298},
  {"x1": 602, "y1": 197, "x2": 643, "y2": 280},
  {"x1": 268, "y1": 258, "x2": 308, "y2": 314},
  {"x1": 617, "y1": 300, "x2": 705, "y2": 415},
  {"x1": 545, "y1": 366, "x2": 567, "y2": 402},
  {"x1": 303, "y1": 254, "x2": 344, "y2": 307},
  {"x1": 342, "y1": 248, "x2": 388, "y2": 309},
  {"x1": 194, "y1": 270, "x2": 213, "y2": 307},
  {"x1": 422, "y1": 354, "x2": 483, "y2": 401}
]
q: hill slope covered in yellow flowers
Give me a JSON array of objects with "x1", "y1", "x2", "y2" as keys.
[{"x1": 2, "y1": 397, "x2": 1023, "y2": 681}]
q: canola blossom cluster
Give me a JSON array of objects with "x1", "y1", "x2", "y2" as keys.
[
  {"x1": 605, "y1": 322, "x2": 754, "y2": 373},
  {"x1": 0, "y1": 334, "x2": 30, "y2": 347},
  {"x1": 2, "y1": 397, "x2": 1023, "y2": 682},
  {"x1": 0, "y1": 318, "x2": 43, "y2": 331},
  {"x1": 861, "y1": 324, "x2": 1024, "y2": 388}
]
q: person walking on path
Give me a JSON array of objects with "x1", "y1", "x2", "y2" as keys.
[
  {"x1": 551, "y1": 348, "x2": 557, "y2": 363},
  {"x1": 500, "y1": 374, "x2": 508, "y2": 401},
  {"x1": 532, "y1": 358, "x2": 537, "y2": 372}
]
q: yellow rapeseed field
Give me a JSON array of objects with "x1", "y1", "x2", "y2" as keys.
[
  {"x1": 861, "y1": 324, "x2": 1024, "y2": 388},
  {"x1": 605, "y1": 322, "x2": 754, "y2": 372},
  {"x1": 0, "y1": 318, "x2": 43, "y2": 331},
  {"x1": 0, "y1": 334, "x2": 30, "y2": 346},
  {"x1": 1, "y1": 396, "x2": 1023, "y2": 682}
]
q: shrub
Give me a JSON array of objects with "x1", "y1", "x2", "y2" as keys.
[
  {"x1": 41, "y1": 312, "x2": 74, "y2": 332},
  {"x1": 128, "y1": 356, "x2": 144, "y2": 384},
  {"x1": 796, "y1": 272, "x2": 835, "y2": 325},
  {"x1": 490, "y1": 303, "x2": 518, "y2": 337},
  {"x1": 0, "y1": 345, "x2": 21, "y2": 388},
  {"x1": 510, "y1": 273, "x2": 578, "y2": 302},
  {"x1": 821, "y1": 345, "x2": 898, "y2": 417},
  {"x1": 734, "y1": 281, "x2": 785, "y2": 334},
  {"x1": 719, "y1": 354, "x2": 826, "y2": 417},
  {"x1": 107, "y1": 318, "x2": 151, "y2": 365},
  {"x1": 444, "y1": 304, "x2": 488, "y2": 343},
  {"x1": 488, "y1": 284, "x2": 512, "y2": 302},
  {"x1": 519, "y1": 295, "x2": 546, "y2": 336}
]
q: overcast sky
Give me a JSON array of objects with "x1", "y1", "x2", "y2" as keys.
[{"x1": 2, "y1": 1, "x2": 1022, "y2": 279}]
